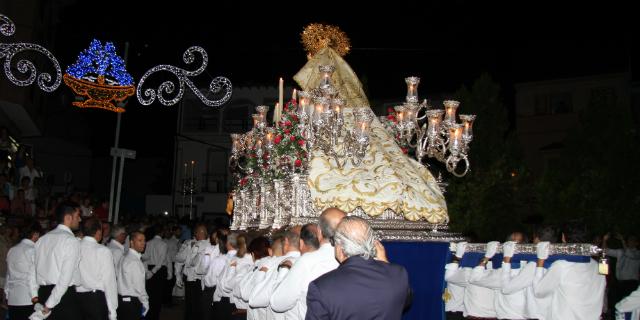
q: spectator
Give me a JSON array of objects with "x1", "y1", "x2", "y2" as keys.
[
  {"x1": 306, "y1": 216, "x2": 411, "y2": 320},
  {"x1": 18, "y1": 158, "x2": 40, "y2": 188}
]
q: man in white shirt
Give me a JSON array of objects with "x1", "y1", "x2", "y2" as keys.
[
  {"x1": 196, "y1": 229, "x2": 225, "y2": 320},
  {"x1": 76, "y1": 218, "x2": 118, "y2": 320},
  {"x1": 163, "y1": 225, "x2": 180, "y2": 307},
  {"x1": 4, "y1": 224, "x2": 40, "y2": 320},
  {"x1": 142, "y1": 226, "x2": 168, "y2": 320},
  {"x1": 34, "y1": 201, "x2": 82, "y2": 320},
  {"x1": 249, "y1": 227, "x2": 302, "y2": 320},
  {"x1": 534, "y1": 223, "x2": 606, "y2": 320},
  {"x1": 616, "y1": 285, "x2": 640, "y2": 320},
  {"x1": 444, "y1": 242, "x2": 467, "y2": 320},
  {"x1": 175, "y1": 224, "x2": 209, "y2": 320},
  {"x1": 18, "y1": 158, "x2": 40, "y2": 188},
  {"x1": 116, "y1": 231, "x2": 148, "y2": 320},
  {"x1": 270, "y1": 207, "x2": 345, "y2": 319},
  {"x1": 242, "y1": 234, "x2": 284, "y2": 320},
  {"x1": 465, "y1": 242, "x2": 499, "y2": 319},
  {"x1": 107, "y1": 225, "x2": 127, "y2": 268}
]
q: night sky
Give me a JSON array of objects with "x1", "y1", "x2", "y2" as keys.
[{"x1": 16, "y1": 1, "x2": 635, "y2": 165}]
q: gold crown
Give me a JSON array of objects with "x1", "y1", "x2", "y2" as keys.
[{"x1": 301, "y1": 23, "x2": 351, "y2": 57}]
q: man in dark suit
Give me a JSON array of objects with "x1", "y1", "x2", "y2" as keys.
[{"x1": 306, "y1": 216, "x2": 411, "y2": 320}]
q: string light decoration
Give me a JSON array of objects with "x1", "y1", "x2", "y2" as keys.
[
  {"x1": 0, "y1": 13, "x2": 62, "y2": 92},
  {"x1": 63, "y1": 39, "x2": 135, "y2": 112},
  {"x1": 137, "y1": 46, "x2": 232, "y2": 107}
]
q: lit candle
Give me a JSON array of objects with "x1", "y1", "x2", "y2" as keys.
[
  {"x1": 292, "y1": 89, "x2": 297, "y2": 101},
  {"x1": 190, "y1": 160, "x2": 195, "y2": 181}
]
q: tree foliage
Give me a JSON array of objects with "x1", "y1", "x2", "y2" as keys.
[{"x1": 445, "y1": 74, "x2": 531, "y2": 241}]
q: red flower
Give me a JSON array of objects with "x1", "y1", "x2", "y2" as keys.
[
  {"x1": 290, "y1": 135, "x2": 296, "y2": 142},
  {"x1": 284, "y1": 129, "x2": 291, "y2": 134},
  {"x1": 291, "y1": 115, "x2": 299, "y2": 122},
  {"x1": 262, "y1": 153, "x2": 269, "y2": 160},
  {"x1": 284, "y1": 120, "x2": 292, "y2": 127},
  {"x1": 401, "y1": 147, "x2": 409, "y2": 154},
  {"x1": 297, "y1": 139, "x2": 305, "y2": 146},
  {"x1": 240, "y1": 178, "x2": 248, "y2": 186},
  {"x1": 274, "y1": 135, "x2": 282, "y2": 145},
  {"x1": 387, "y1": 107, "x2": 395, "y2": 114},
  {"x1": 387, "y1": 114, "x2": 396, "y2": 122},
  {"x1": 294, "y1": 159, "x2": 302, "y2": 167}
]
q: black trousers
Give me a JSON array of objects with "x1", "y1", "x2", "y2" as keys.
[
  {"x1": 163, "y1": 263, "x2": 176, "y2": 306},
  {"x1": 213, "y1": 296, "x2": 233, "y2": 320},
  {"x1": 200, "y1": 286, "x2": 215, "y2": 320},
  {"x1": 77, "y1": 290, "x2": 109, "y2": 320},
  {"x1": 145, "y1": 265, "x2": 167, "y2": 320},
  {"x1": 445, "y1": 311, "x2": 465, "y2": 320},
  {"x1": 184, "y1": 279, "x2": 201, "y2": 320},
  {"x1": 117, "y1": 295, "x2": 142, "y2": 320},
  {"x1": 8, "y1": 305, "x2": 34, "y2": 320},
  {"x1": 38, "y1": 284, "x2": 80, "y2": 320}
]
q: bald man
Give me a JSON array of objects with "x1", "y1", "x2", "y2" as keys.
[
  {"x1": 270, "y1": 208, "x2": 345, "y2": 319},
  {"x1": 306, "y1": 216, "x2": 410, "y2": 320}
]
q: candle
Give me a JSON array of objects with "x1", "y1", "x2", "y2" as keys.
[
  {"x1": 292, "y1": 89, "x2": 297, "y2": 101},
  {"x1": 183, "y1": 162, "x2": 187, "y2": 180},
  {"x1": 279, "y1": 77, "x2": 284, "y2": 115},
  {"x1": 273, "y1": 103, "x2": 281, "y2": 127},
  {"x1": 190, "y1": 160, "x2": 195, "y2": 181}
]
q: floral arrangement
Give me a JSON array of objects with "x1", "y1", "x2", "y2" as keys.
[
  {"x1": 237, "y1": 99, "x2": 308, "y2": 189},
  {"x1": 380, "y1": 107, "x2": 410, "y2": 154}
]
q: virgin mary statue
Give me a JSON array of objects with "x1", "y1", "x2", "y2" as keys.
[{"x1": 294, "y1": 24, "x2": 448, "y2": 224}]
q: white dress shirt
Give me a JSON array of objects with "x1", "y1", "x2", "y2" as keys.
[
  {"x1": 164, "y1": 236, "x2": 180, "y2": 278},
  {"x1": 463, "y1": 264, "x2": 497, "y2": 318},
  {"x1": 238, "y1": 256, "x2": 274, "y2": 320},
  {"x1": 249, "y1": 251, "x2": 301, "y2": 307},
  {"x1": 219, "y1": 253, "x2": 253, "y2": 309},
  {"x1": 34, "y1": 224, "x2": 80, "y2": 309},
  {"x1": 608, "y1": 248, "x2": 640, "y2": 281},
  {"x1": 142, "y1": 235, "x2": 168, "y2": 275},
  {"x1": 4, "y1": 239, "x2": 37, "y2": 306},
  {"x1": 270, "y1": 243, "x2": 339, "y2": 319},
  {"x1": 176, "y1": 239, "x2": 208, "y2": 281},
  {"x1": 213, "y1": 250, "x2": 237, "y2": 302},
  {"x1": 19, "y1": 166, "x2": 40, "y2": 187},
  {"x1": 76, "y1": 237, "x2": 118, "y2": 320},
  {"x1": 117, "y1": 249, "x2": 149, "y2": 316},
  {"x1": 500, "y1": 261, "x2": 549, "y2": 319},
  {"x1": 534, "y1": 259, "x2": 606, "y2": 320},
  {"x1": 469, "y1": 262, "x2": 528, "y2": 319},
  {"x1": 616, "y1": 285, "x2": 640, "y2": 320},
  {"x1": 444, "y1": 263, "x2": 466, "y2": 313},
  {"x1": 107, "y1": 239, "x2": 126, "y2": 269},
  {"x1": 196, "y1": 245, "x2": 224, "y2": 289}
]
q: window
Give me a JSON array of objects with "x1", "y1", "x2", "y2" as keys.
[
  {"x1": 534, "y1": 92, "x2": 573, "y2": 115},
  {"x1": 549, "y1": 92, "x2": 573, "y2": 114}
]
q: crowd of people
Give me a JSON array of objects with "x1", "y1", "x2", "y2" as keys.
[
  {"x1": 445, "y1": 225, "x2": 640, "y2": 320},
  {"x1": 0, "y1": 204, "x2": 412, "y2": 320}
]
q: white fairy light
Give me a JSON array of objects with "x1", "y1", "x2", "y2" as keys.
[{"x1": 136, "y1": 46, "x2": 232, "y2": 107}]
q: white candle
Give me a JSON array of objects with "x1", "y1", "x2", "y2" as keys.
[
  {"x1": 190, "y1": 160, "x2": 195, "y2": 181},
  {"x1": 273, "y1": 103, "x2": 281, "y2": 127},
  {"x1": 279, "y1": 77, "x2": 284, "y2": 114},
  {"x1": 292, "y1": 89, "x2": 297, "y2": 101},
  {"x1": 183, "y1": 162, "x2": 187, "y2": 180}
]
